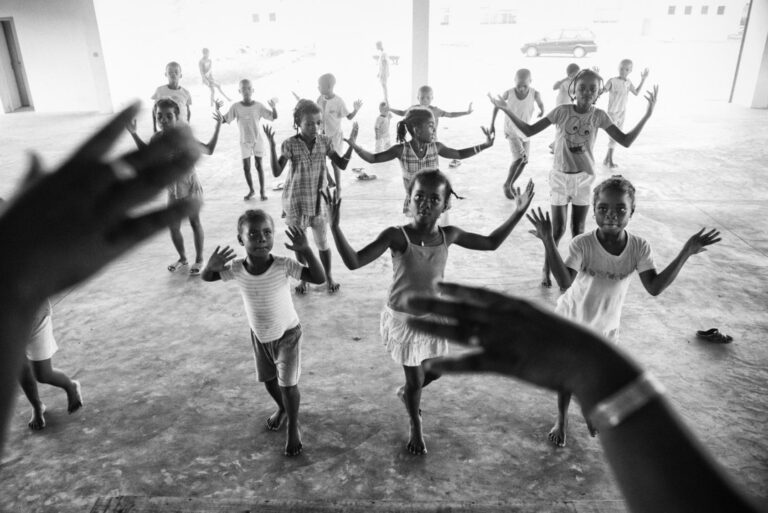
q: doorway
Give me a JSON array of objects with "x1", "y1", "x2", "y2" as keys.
[{"x1": 0, "y1": 18, "x2": 33, "y2": 113}]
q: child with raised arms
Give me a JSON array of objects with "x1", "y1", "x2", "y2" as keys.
[
  {"x1": 263, "y1": 99, "x2": 357, "y2": 294},
  {"x1": 126, "y1": 98, "x2": 222, "y2": 275},
  {"x1": 602, "y1": 59, "x2": 649, "y2": 168},
  {"x1": 323, "y1": 170, "x2": 534, "y2": 455},
  {"x1": 489, "y1": 70, "x2": 658, "y2": 288},
  {"x1": 387, "y1": 85, "x2": 473, "y2": 168},
  {"x1": 223, "y1": 79, "x2": 278, "y2": 201},
  {"x1": 346, "y1": 108, "x2": 493, "y2": 214},
  {"x1": 490, "y1": 68, "x2": 544, "y2": 198},
  {"x1": 202, "y1": 210, "x2": 325, "y2": 456},
  {"x1": 527, "y1": 175, "x2": 721, "y2": 447},
  {"x1": 151, "y1": 61, "x2": 192, "y2": 131}
]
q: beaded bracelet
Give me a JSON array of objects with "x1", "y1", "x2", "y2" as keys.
[{"x1": 587, "y1": 372, "x2": 665, "y2": 430}]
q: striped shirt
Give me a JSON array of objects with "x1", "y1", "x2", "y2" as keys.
[
  {"x1": 221, "y1": 257, "x2": 304, "y2": 343},
  {"x1": 280, "y1": 134, "x2": 335, "y2": 226}
]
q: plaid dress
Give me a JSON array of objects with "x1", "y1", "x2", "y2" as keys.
[
  {"x1": 397, "y1": 141, "x2": 439, "y2": 214},
  {"x1": 281, "y1": 134, "x2": 335, "y2": 227}
]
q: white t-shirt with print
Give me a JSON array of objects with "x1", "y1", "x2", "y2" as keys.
[
  {"x1": 547, "y1": 104, "x2": 613, "y2": 175},
  {"x1": 221, "y1": 257, "x2": 304, "y2": 343},
  {"x1": 555, "y1": 230, "x2": 656, "y2": 340}
]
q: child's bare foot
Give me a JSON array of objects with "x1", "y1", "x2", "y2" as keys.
[
  {"x1": 407, "y1": 421, "x2": 427, "y2": 455},
  {"x1": 609, "y1": 162, "x2": 618, "y2": 169},
  {"x1": 285, "y1": 424, "x2": 303, "y2": 456},
  {"x1": 503, "y1": 182, "x2": 514, "y2": 199},
  {"x1": 244, "y1": 190, "x2": 255, "y2": 200},
  {"x1": 28, "y1": 403, "x2": 46, "y2": 430},
  {"x1": 327, "y1": 279, "x2": 340, "y2": 294},
  {"x1": 586, "y1": 419, "x2": 599, "y2": 437},
  {"x1": 67, "y1": 380, "x2": 83, "y2": 414},
  {"x1": 266, "y1": 409, "x2": 286, "y2": 431},
  {"x1": 548, "y1": 419, "x2": 567, "y2": 447},
  {"x1": 295, "y1": 281, "x2": 308, "y2": 294},
  {"x1": 260, "y1": 193, "x2": 268, "y2": 201}
]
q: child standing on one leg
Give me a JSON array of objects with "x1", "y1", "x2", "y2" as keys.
[
  {"x1": 527, "y1": 175, "x2": 721, "y2": 447},
  {"x1": 490, "y1": 70, "x2": 658, "y2": 287},
  {"x1": 126, "y1": 99, "x2": 223, "y2": 275},
  {"x1": 603, "y1": 60, "x2": 649, "y2": 168},
  {"x1": 324, "y1": 170, "x2": 534, "y2": 454},
  {"x1": 347, "y1": 108, "x2": 493, "y2": 215},
  {"x1": 387, "y1": 85, "x2": 473, "y2": 168},
  {"x1": 18, "y1": 300, "x2": 83, "y2": 430},
  {"x1": 490, "y1": 68, "x2": 544, "y2": 198},
  {"x1": 202, "y1": 210, "x2": 325, "y2": 456},
  {"x1": 223, "y1": 79, "x2": 278, "y2": 201},
  {"x1": 317, "y1": 73, "x2": 362, "y2": 196},
  {"x1": 198, "y1": 48, "x2": 232, "y2": 106},
  {"x1": 152, "y1": 61, "x2": 192, "y2": 132},
  {"x1": 264, "y1": 99, "x2": 358, "y2": 294}
]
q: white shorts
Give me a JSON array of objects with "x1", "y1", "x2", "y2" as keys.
[
  {"x1": 26, "y1": 315, "x2": 58, "y2": 361},
  {"x1": 607, "y1": 111, "x2": 625, "y2": 149},
  {"x1": 507, "y1": 137, "x2": 530, "y2": 161},
  {"x1": 240, "y1": 141, "x2": 266, "y2": 159},
  {"x1": 549, "y1": 170, "x2": 595, "y2": 206}
]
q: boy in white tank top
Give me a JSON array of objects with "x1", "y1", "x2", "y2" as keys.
[{"x1": 490, "y1": 69, "x2": 544, "y2": 199}]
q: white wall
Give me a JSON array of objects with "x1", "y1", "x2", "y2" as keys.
[
  {"x1": 732, "y1": 0, "x2": 768, "y2": 108},
  {"x1": 0, "y1": 0, "x2": 112, "y2": 114}
]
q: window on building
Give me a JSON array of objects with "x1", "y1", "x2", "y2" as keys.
[
  {"x1": 668, "y1": 5, "x2": 676, "y2": 15},
  {"x1": 269, "y1": 12, "x2": 276, "y2": 22},
  {"x1": 684, "y1": 5, "x2": 692, "y2": 14},
  {"x1": 701, "y1": 5, "x2": 709, "y2": 14},
  {"x1": 252, "y1": 13, "x2": 260, "y2": 23},
  {"x1": 480, "y1": 9, "x2": 517, "y2": 24},
  {"x1": 717, "y1": 5, "x2": 725, "y2": 14},
  {"x1": 440, "y1": 8, "x2": 450, "y2": 25}
]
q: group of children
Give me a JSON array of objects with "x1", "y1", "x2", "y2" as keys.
[{"x1": 15, "y1": 54, "x2": 722, "y2": 460}]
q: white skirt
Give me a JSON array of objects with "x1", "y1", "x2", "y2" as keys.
[{"x1": 380, "y1": 305, "x2": 449, "y2": 367}]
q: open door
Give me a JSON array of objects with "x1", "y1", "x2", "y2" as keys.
[{"x1": 0, "y1": 18, "x2": 33, "y2": 113}]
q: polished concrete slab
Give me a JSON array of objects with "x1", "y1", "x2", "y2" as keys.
[{"x1": 0, "y1": 98, "x2": 766, "y2": 513}]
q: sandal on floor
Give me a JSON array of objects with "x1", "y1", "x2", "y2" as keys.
[
  {"x1": 351, "y1": 167, "x2": 364, "y2": 173},
  {"x1": 696, "y1": 328, "x2": 733, "y2": 344},
  {"x1": 167, "y1": 260, "x2": 189, "y2": 273},
  {"x1": 448, "y1": 159, "x2": 461, "y2": 168},
  {"x1": 357, "y1": 172, "x2": 377, "y2": 181},
  {"x1": 272, "y1": 182, "x2": 284, "y2": 191},
  {"x1": 189, "y1": 262, "x2": 203, "y2": 276}
]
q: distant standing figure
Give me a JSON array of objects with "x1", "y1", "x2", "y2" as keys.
[
  {"x1": 376, "y1": 41, "x2": 390, "y2": 103},
  {"x1": 199, "y1": 48, "x2": 232, "y2": 106}
]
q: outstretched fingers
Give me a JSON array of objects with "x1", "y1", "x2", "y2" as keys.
[
  {"x1": 70, "y1": 101, "x2": 141, "y2": 164},
  {"x1": 105, "y1": 198, "x2": 201, "y2": 247}
]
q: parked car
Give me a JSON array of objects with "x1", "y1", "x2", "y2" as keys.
[{"x1": 521, "y1": 29, "x2": 597, "y2": 58}]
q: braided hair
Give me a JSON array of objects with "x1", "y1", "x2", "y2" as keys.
[
  {"x1": 292, "y1": 99, "x2": 321, "y2": 132},
  {"x1": 395, "y1": 107, "x2": 434, "y2": 143},
  {"x1": 406, "y1": 169, "x2": 464, "y2": 211},
  {"x1": 568, "y1": 69, "x2": 604, "y2": 103},
  {"x1": 592, "y1": 175, "x2": 636, "y2": 212}
]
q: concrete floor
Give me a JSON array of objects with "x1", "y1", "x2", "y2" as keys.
[{"x1": 0, "y1": 98, "x2": 766, "y2": 513}]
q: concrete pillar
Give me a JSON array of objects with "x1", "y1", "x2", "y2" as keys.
[
  {"x1": 411, "y1": 0, "x2": 429, "y2": 102},
  {"x1": 732, "y1": 0, "x2": 768, "y2": 108},
  {"x1": 81, "y1": 0, "x2": 113, "y2": 113}
]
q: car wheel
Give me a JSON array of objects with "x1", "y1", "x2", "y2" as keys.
[
  {"x1": 573, "y1": 46, "x2": 586, "y2": 58},
  {"x1": 525, "y1": 46, "x2": 538, "y2": 57}
]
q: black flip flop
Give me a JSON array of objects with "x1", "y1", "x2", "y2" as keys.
[{"x1": 696, "y1": 328, "x2": 733, "y2": 344}]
